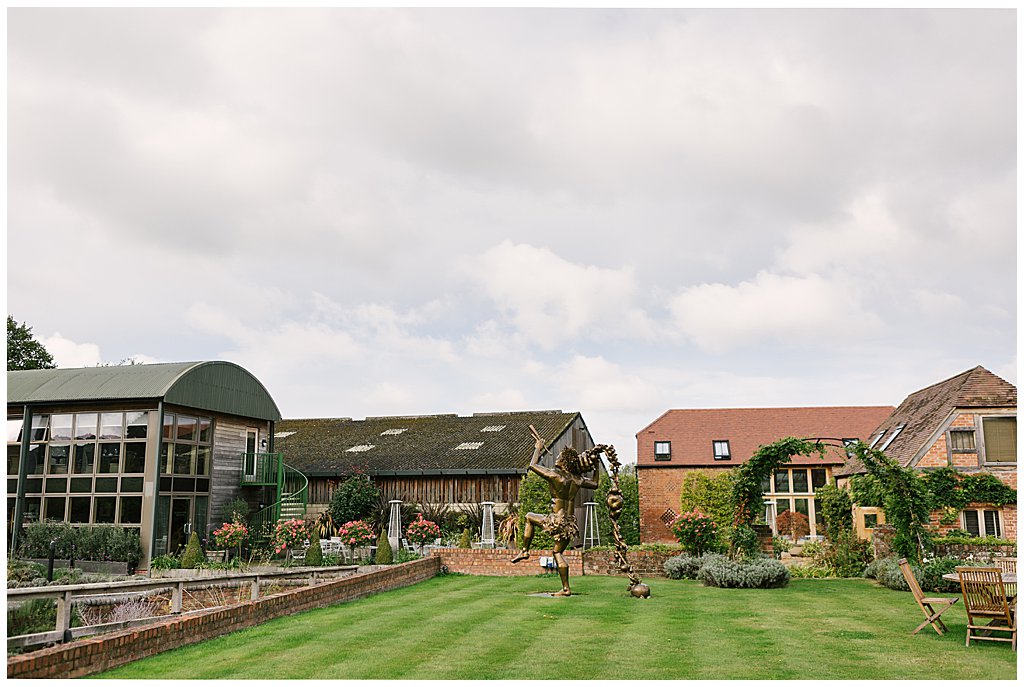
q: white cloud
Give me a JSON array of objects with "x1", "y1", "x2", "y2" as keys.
[
  {"x1": 40, "y1": 334, "x2": 102, "y2": 368},
  {"x1": 462, "y1": 241, "x2": 652, "y2": 349},
  {"x1": 555, "y1": 355, "x2": 663, "y2": 414},
  {"x1": 668, "y1": 271, "x2": 881, "y2": 353}
]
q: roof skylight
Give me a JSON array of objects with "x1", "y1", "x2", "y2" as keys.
[
  {"x1": 274, "y1": 431, "x2": 296, "y2": 439},
  {"x1": 455, "y1": 441, "x2": 484, "y2": 450},
  {"x1": 480, "y1": 425, "x2": 505, "y2": 432},
  {"x1": 380, "y1": 428, "x2": 408, "y2": 436},
  {"x1": 879, "y1": 424, "x2": 905, "y2": 452},
  {"x1": 346, "y1": 444, "x2": 375, "y2": 452}
]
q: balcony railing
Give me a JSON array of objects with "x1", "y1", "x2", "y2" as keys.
[{"x1": 240, "y1": 452, "x2": 282, "y2": 487}]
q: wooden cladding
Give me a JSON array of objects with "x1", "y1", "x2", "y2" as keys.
[{"x1": 307, "y1": 474, "x2": 522, "y2": 505}]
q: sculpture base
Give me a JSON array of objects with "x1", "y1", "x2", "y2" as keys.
[{"x1": 527, "y1": 592, "x2": 570, "y2": 598}]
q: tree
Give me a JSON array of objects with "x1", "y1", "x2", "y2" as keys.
[
  {"x1": 328, "y1": 476, "x2": 381, "y2": 526},
  {"x1": 679, "y1": 470, "x2": 735, "y2": 533},
  {"x1": 7, "y1": 316, "x2": 56, "y2": 371},
  {"x1": 596, "y1": 472, "x2": 640, "y2": 545}
]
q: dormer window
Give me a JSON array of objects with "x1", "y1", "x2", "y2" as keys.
[
  {"x1": 654, "y1": 441, "x2": 671, "y2": 461},
  {"x1": 713, "y1": 440, "x2": 731, "y2": 461}
]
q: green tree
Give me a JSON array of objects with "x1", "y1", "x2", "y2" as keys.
[
  {"x1": 678, "y1": 470, "x2": 735, "y2": 532},
  {"x1": 517, "y1": 472, "x2": 555, "y2": 550},
  {"x1": 180, "y1": 531, "x2": 204, "y2": 569},
  {"x1": 304, "y1": 536, "x2": 324, "y2": 566},
  {"x1": 595, "y1": 472, "x2": 640, "y2": 545},
  {"x1": 7, "y1": 316, "x2": 56, "y2": 371},
  {"x1": 375, "y1": 528, "x2": 393, "y2": 565},
  {"x1": 328, "y1": 476, "x2": 381, "y2": 526}
]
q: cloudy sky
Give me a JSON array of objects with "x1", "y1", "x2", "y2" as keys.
[{"x1": 7, "y1": 8, "x2": 1016, "y2": 462}]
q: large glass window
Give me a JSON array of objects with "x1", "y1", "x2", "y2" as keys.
[
  {"x1": 50, "y1": 415, "x2": 73, "y2": 441},
  {"x1": 791, "y1": 469, "x2": 809, "y2": 493},
  {"x1": 74, "y1": 414, "x2": 98, "y2": 441},
  {"x1": 774, "y1": 470, "x2": 791, "y2": 493},
  {"x1": 99, "y1": 444, "x2": 121, "y2": 474},
  {"x1": 48, "y1": 444, "x2": 70, "y2": 475},
  {"x1": 161, "y1": 413, "x2": 213, "y2": 479},
  {"x1": 811, "y1": 468, "x2": 827, "y2": 491}
]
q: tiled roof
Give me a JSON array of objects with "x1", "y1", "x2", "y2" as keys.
[
  {"x1": 276, "y1": 410, "x2": 581, "y2": 476},
  {"x1": 835, "y1": 366, "x2": 1017, "y2": 476},
  {"x1": 637, "y1": 406, "x2": 893, "y2": 467}
]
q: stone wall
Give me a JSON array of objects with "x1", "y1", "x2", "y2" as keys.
[{"x1": 7, "y1": 558, "x2": 439, "y2": 679}]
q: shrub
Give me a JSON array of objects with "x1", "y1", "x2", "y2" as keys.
[
  {"x1": 670, "y1": 510, "x2": 718, "y2": 556},
  {"x1": 213, "y1": 521, "x2": 248, "y2": 549},
  {"x1": 868, "y1": 556, "x2": 918, "y2": 592},
  {"x1": 395, "y1": 548, "x2": 421, "y2": 563},
  {"x1": 772, "y1": 536, "x2": 793, "y2": 558},
  {"x1": 305, "y1": 537, "x2": 324, "y2": 566},
  {"x1": 328, "y1": 476, "x2": 381, "y2": 526},
  {"x1": 663, "y1": 552, "x2": 727, "y2": 580},
  {"x1": 219, "y1": 497, "x2": 250, "y2": 525},
  {"x1": 920, "y1": 557, "x2": 966, "y2": 594},
  {"x1": 8, "y1": 599, "x2": 66, "y2": 638},
  {"x1": 698, "y1": 556, "x2": 790, "y2": 589},
  {"x1": 337, "y1": 519, "x2": 375, "y2": 547},
  {"x1": 7, "y1": 559, "x2": 46, "y2": 585},
  {"x1": 375, "y1": 529, "x2": 393, "y2": 565},
  {"x1": 815, "y1": 484, "x2": 854, "y2": 540},
  {"x1": 180, "y1": 532, "x2": 205, "y2": 569},
  {"x1": 775, "y1": 510, "x2": 810, "y2": 541},
  {"x1": 728, "y1": 524, "x2": 760, "y2": 560},
  {"x1": 458, "y1": 528, "x2": 472, "y2": 549},
  {"x1": 272, "y1": 519, "x2": 309, "y2": 556},
  {"x1": 17, "y1": 521, "x2": 142, "y2": 569},
  {"x1": 788, "y1": 563, "x2": 834, "y2": 578},
  {"x1": 406, "y1": 514, "x2": 442, "y2": 545},
  {"x1": 150, "y1": 554, "x2": 181, "y2": 570},
  {"x1": 815, "y1": 530, "x2": 874, "y2": 578}
]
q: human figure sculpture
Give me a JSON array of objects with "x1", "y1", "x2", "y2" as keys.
[{"x1": 510, "y1": 425, "x2": 598, "y2": 596}]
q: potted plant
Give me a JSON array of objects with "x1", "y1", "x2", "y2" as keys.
[
  {"x1": 405, "y1": 513, "x2": 442, "y2": 553},
  {"x1": 212, "y1": 520, "x2": 249, "y2": 562},
  {"x1": 338, "y1": 520, "x2": 375, "y2": 561}
]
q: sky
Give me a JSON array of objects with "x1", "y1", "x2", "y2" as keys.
[{"x1": 6, "y1": 8, "x2": 1017, "y2": 463}]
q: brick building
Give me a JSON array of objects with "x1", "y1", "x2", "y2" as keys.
[
  {"x1": 636, "y1": 406, "x2": 893, "y2": 543},
  {"x1": 835, "y1": 366, "x2": 1017, "y2": 540}
]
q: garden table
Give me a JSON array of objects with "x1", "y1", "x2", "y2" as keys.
[{"x1": 943, "y1": 572, "x2": 1016, "y2": 585}]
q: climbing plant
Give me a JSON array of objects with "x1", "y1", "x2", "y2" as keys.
[
  {"x1": 731, "y1": 437, "x2": 826, "y2": 528},
  {"x1": 848, "y1": 442, "x2": 932, "y2": 562},
  {"x1": 848, "y1": 473, "x2": 885, "y2": 508},
  {"x1": 920, "y1": 467, "x2": 1016, "y2": 510},
  {"x1": 815, "y1": 484, "x2": 854, "y2": 541}
]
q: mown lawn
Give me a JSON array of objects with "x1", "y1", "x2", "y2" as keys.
[{"x1": 97, "y1": 574, "x2": 1016, "y2": 680}]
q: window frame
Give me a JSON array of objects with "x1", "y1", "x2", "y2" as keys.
[
  {"x1": 962, "y1": 508, "x2": 1002, "y2": 538},
  {"x1": 712, "y1": 440, "x2": 731, "y2": 461},
  {"x1": 654, "y1": 441, "x2": 672, "y2": 461},
  {"x1": 980, "y1": 416, "x2": 1016, "y2": 465}
]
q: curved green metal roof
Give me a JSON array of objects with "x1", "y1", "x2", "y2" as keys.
[{"x1": 7, "y1": 361, "x2": 281, "y2": 421}]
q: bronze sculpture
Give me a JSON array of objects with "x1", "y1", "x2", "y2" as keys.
[
  {"x1": 510, "y1": 425, "x2": 598, "y2": 596},
  {"x1": 512, "y1": 425, "x2": 649, "y2": 598}
]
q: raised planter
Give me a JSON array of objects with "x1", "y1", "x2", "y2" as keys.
[{"x1": 26, "y1": 559, "x2": 130, "y2": 576}]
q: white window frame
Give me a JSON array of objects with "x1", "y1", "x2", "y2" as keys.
[{"x1": 962, "y1": 508, "x2": 1002, "y2": 538}]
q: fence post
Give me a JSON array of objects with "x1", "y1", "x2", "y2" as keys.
[
  {"x1": 250, "y1": 575, "x2": 260, "y2": 601},
  {"x1": 56, "y1": 590, "x2": 74, "y2": 642},
  {"x1": 171, "y1": 581, "x2": 184, "y2": 613}
]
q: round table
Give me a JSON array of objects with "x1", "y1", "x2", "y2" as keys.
[{"x1": 942, "y1": 572, "x2": 1016, "y2": 584}]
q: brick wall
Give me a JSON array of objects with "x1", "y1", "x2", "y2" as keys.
[
  {"x1": 581, "y1": 549, "x2": 679, "y2": 577},
  {"x1": 435, "y1": 548, "x2": 582, "y2": 576},
  {"x1": 7, "y1": 558, "x2": 440, "y2": 680},
  {"x1": 638, "y1": 467, "x2": 701, "y2": 543}
]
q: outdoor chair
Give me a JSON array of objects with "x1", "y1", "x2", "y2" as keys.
[
  {"x1": 898, "y1": 558, "x2": 958, "y2": 636},
  {"x1": 957, "y1": 566, "x2": 1016, "y2": 650},
  {"x1": 993, "y1": 558, "x2": 1016, "y2": 600}
]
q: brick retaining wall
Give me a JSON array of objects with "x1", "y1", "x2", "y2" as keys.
[
  {"x1": 7, "y1": 558, "x2": 440, "y2": 679},
  {"x1": 581, "y1": 549, "x2": 680, "y2": 577},
  {"x1": 436, "y1": 548, "x2": 583, "y2": 576}
]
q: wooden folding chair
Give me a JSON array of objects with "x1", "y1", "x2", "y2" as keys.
[
  {"x1": 993, "y1": 558, "x2": 1016, "y2": 601},
  {"x1": 957, "y1": 566, "x2": 1016, "y2": 650},
  {"x1": 898, "y1": 558, "x2": 958, "y2": 636}
]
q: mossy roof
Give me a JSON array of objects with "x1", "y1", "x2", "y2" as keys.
[
  {"x1": 835, "y1": 365, "x2": 1016, "y2": 476},
  {"x1": 276, "y1": 410, "x2": 581, "y2": 476}
]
